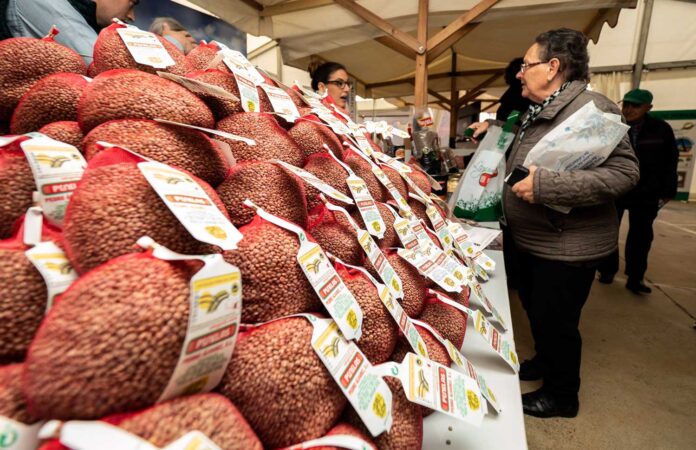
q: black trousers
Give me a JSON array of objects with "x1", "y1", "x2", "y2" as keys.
[
  {"x1": 598, "y1": 203, "x2": 659, "y2": 282},
  {"x1": 517, "y1": 252, "x2": 597, "y2": 398}
]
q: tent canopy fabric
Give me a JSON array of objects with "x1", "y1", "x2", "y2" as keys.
[{"x1": 187, "y1": 0, "x2": 636, "y2": 102}]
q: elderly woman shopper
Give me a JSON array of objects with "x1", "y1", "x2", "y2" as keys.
[{"x1": 470, "y1": 28, "x2": 639, "y2": 418}]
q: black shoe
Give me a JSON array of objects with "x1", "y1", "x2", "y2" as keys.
[
  {"x1": 626, "y1": 280, "x2": 652, "y2": 294},
  {"x1": 598, "y1": 273, "x2": 614, "y2": 284},
  {"x1": 519, "y1": 358, "x2": 546, "y2": 381},
  {"x1": 522, "y1": 389, "x2": 579, "y2": 418}
]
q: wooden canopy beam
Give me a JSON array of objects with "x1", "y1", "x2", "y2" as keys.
[
  {"x1": 449, "y1": 52, "x2": 458, "y2": 148},
  {"x1": 374, "y1": 36, "x2": 417, "y2": 60},
  {"x1": 364, "y1": 68, "x2": 504, "y2": 90},
  {"x1": 260, "y1": 0, "x2": 333, "y2": 17},
  {"x1": 457, "y1": 89, "x2": 485, "y2": 107},
  {"x1": 428, "y1": 23, "x2": 479, "y2": 61},
  {"x1": 414, "y1": 0, "x2": 429, "y2": 107},
  {"x1": 455, "y1": 73, "x2": 502, "y2": 108},
  {"x1": 239, "y1": 0, "x2": 263, "y2": 11},
  {"x1": 426, "y1": 0, "x2": 498, "y2": 58},
  {"x1": 482, "y1": 99, "x2": 501, "y2": 112}
]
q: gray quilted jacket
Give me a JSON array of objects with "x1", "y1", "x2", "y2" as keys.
[{"x1": 503, "y1": 81, "x2": 640, "y2": 262}]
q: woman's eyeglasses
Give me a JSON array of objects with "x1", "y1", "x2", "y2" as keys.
[
  {"x1": 326, "y1": 79, "x2": 352, "y2": 89},
  {"x1": 519, "y1": 61, "x2": 549, "y2": 73}
]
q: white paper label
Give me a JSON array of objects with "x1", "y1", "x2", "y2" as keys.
[
  {"x1": 378, "y1": 353, "x2": 485, "y2": 426},
  {"x1": 283, "y1": 434, "x2": 375, "y2": 450},
  {"x1": 162, "y1": 431, "x2": 222, "y2": 450},
  {"x1": 372, "y1": 152, "x2": 411, "y2": 173},
  {"x1": 259, "y1": 84, "x2": 301, "y2": 121},
  {"x1": 116, "y1": 27, "x2": 175, "y2": 69},
  {"x1": 221, "y1": 49, "x2": 266, "y2": 85},
  {"x1": 274, "y1": 160, "x2": 354, "y2": 204},
  {"x1": 157, "y1": 72, "x2": 239, "y2": 102},
  {"x1": 318, "y1": 112, "x2": 352, "y2": 135},
  {"x1": 397, "y1": 245, "x2": 462, "y2": 293},
  {"x1": 0, "y1": 417, "x2": 43, "y2": 450},
  {"x1": 306, "y1": 316, "x2": 392, "y2": 437},
  {"x1": 233, "y1": 72, "x2": 260, "y2": 113},
  {"x1": 153, "y1": 119, "x2": 255, "y2": 146},
  {"x1": 447, "y1": 221, "x2": 496, "y2": 273},
  {"x1": 136, "y1": 238, "x2": 242, "y2": 402},
  {"x1": 25, "y1": 241, "x2": 77, "y2": 311},
  {"x1": 40, "y1": 420, "x2": 158, "y2": 450},
  {"x1": 138, "y1": 161, "x2": 242, "y2": 251},
  {"x1": 353, "y1": 134, "x2": 375, "y2": 156},
  {"x1": 468, "y1": 279, "x2": 508, "y2": 331},
  {"x1": 473, "y1": 310, "x2": 519, "y2": 372},
  {"x1": 371, "y1": 166, "x2": 412, "y2": 218},
  {"x1": 20, "y1": 137, "x2": 86, "y2": 227},
  {"x1": 245, "y1": 201, "x2": 363, "y2": 340}
]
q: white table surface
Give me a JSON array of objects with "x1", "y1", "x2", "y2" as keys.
[{"x1": 422, "y1": 250, "x2": 528, "y2": 450}]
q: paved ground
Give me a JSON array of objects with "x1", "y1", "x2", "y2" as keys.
[{"x1": 511, "y1": 201, "x2": 696, "y2": 450}]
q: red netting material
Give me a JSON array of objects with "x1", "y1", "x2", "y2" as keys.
[
  {"x1": 0, "y1": 140, "x2": 36, "y2": 238},
  {"x1": 306, "y1": 203, "x2": 363, "y2": 267},
  {"x1": 420, "y1": 293, "x2": 468, "y2": 349},
  {"x1": 302, "y1": 152, "x2": 351, "y2": 212}
]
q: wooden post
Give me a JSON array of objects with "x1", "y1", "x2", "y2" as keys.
[
  {"x1": 449, "y1": 52, "x2": 458, "y2": 148},
  {"x1": 414, "y1": 0, "x2": 429, "y2": 108}
]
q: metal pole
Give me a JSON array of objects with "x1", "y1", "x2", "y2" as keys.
[{"x1": 632, "y1": 0, "x2": 654, "y2": 89}]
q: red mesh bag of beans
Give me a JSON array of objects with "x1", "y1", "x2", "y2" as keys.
[
  {"x1": 380, "y1": 165, "x2": 408, "y2": 201},
  {"x1": 185, "y1": 41, "x2": 229, "y2": 72},
  {"x1": 307, "y1": 204, "x2": 363, "y2": 267},
  {"x1": 335, "y1": 264, "x2": 397, "y2": 364},
  {"x1": 77, "y1": 69, "x2": 214, "y2": 133},
  {"x1": 0, "y1": 215, "x2": 64, "y2": 364},
  {"x1": 342, "y1": 148, "x2": 385, "y2": 203},
  {"x1": 352, "y1": 202, "x2": 399, "y2": 251},
  {"x1": 62, "y1": 147, "x2": 227, "y2": 274},
  {"x1": 23, "y1": 251, "x2": 202, "y2": 420},
  {"x1": 91, "y1": 23, "x2": 189, "y2": 76},
  {"x1": 345, "y1": 376, "x2": 422, "y2": 450},
  {"x1": 216, "y1": 113, "x2": 305, "y2": 166},
  {"x1": 216, "y1": 316, "x2": 347, "y2": 449},
  {"x1": 383, "y1": 251, "x2": 430, "y2": 317},
  {"x1": 186, "y1": 69, "x2": 242, "y2": 119},
  {"x1": 0, "y1": 28, "x2": 86, "y2": 122},
  {"x1": 1, "y1": 364, "x2": 38, "y2": 425},
  {"x1": 289, "y1": 115, "x2": 344, "y2": 160},
  {"x1": 10, "y1": 73, "x2": 89, "y2": 134},
  {"x1": 216, "y1": 161, "x2": 308, "y2": 228},
  {"x1": 222, "y1": 215, "x2": 321, "y2": 323},
  {"x1": 432, "y1": 286, "x2": 471, "y2": 309},
  {"x1": 405, "y1": 167, "x2": 432, "y2": 196},
  {"x1": 407, "y1": 197, "x2": 430, "y2": 224},
  {"x1": 82, "y1": 119, "x2": 229, "y2": 187},
  {"x1": 0, "y1": 139, "x2": 36, "y2": 239},
  {"x1": 38, "y1": 121, "x2": 84, "y2": 148},
  {"x1": 302, "y1": 152, "x2": 351, "y2": 211},
  {"x1": 418, "y1": 294, "x2": 468, "y2": 349}
]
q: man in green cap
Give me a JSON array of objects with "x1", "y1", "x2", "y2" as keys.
[{"x1": 598, "y1": 88, "x2": 678, "y2": 294}]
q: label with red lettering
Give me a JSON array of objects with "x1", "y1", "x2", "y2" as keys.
[
  {"x1": 447, "y1": 220, "x2": 496, "y2": 274},
  {"x1": 116, "y1": 26, "x2": 175, "y2": 69}
]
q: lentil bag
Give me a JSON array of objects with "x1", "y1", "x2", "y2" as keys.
[
  {"x1": 0, "y1": 364, "x2": 37, "y2": 425},
  {"x1": 38, "y1": 121, "x2": 84, "y2": 148},
  {"x1": 307, "y1": 204, "x2": 363, "y2": 267},
  {"x1": 289, "y1": 115, "x2": 344, "y2": 160},
  {"x1": 0, "y1": 141, "x2": 35, "y2": 239},
  {"x1": 302, "y1": 152, "x2": 351, "y2": 212}
]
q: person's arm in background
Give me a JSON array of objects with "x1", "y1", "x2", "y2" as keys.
[
  {"x1": 6, "y1": 0, "x2": 98, "y2": 65},
  {"x1": 659, "y1": 122, "x2": 679, "y2": 203}
]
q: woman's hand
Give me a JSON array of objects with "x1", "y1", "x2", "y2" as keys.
[
  {"x1": 467, "y1": 121, "x2": 490, "y2": 140},
  {"x1": 512, "y1": 165, "x2": 538, "y2": 203}
]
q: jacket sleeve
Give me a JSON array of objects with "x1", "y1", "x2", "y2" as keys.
[
  {"x1": 660, "y1": 122, "x2": 679, "y2": 199},
  {"x1": 532, "y1": 98, "x2": 640, "y2": 208}
]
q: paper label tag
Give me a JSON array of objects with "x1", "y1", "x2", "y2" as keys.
[
  {"x1": 157, "y1": 72, "x2": 239, "y2": 102},
  {"x1": 372, "y1": 152, "x2": 412, "y2": 173},
  {"x1": 116, "y1": 27, "x2": 176, "y2": 69},
  {"x1": 153, "y1": 119, "x2": 256, "y2": 146},
  {"x1": 245, "y1": 201, "x2": 363, "y2": 340},
  {"x1": 274, "y1": 160, "x2": 354, "y2": 204},
  {"x1": 425, "y1": 204, "x2": 457, "y2": 255},
  {"x1": 20, "y1": 137, "x2": 86, "y2": 227},
  {"x1": 162, "y1": 431, "x2": 222, "y2": 450},
  {"x1": 232, "y1": 72, "x2": 260, "y2": 113},
  {"x1": 282, "y1": 434, "x2": 375, "y2": 450},
  {"x1": 473, "y1": 310, "x2": 519, "y2": 372},
  {"x1": 397, "y1": 246, "x2": 462, "y2": 293},
  {"x1": 353, "y1": 134, "x2": 375, "y2": 155},
  {"x1": 39, "y1": 420, "x2": 158, "y2": 450},
  {"x1": 380, "y1": 353, "x2": 485, "y2": 426},
  {"x1": 259, "y1": 84, "x2": 301, "y2": 121},
  {"x1": 334, "y1": 259, "x2": 429, "y2": 360},
  {"x1": 138, "y1": 161, "x2": 242, "y2": 250},
  {"x1": 371, "y1": 165, "x2": 412, "y2": 218},
  {"x1": 25, "y1": 241, "x2": 77, "y2": 312},
  {"x1": 318, "y1": 111, "x2": 352, "y2": 135},
  {"x1": 447, "y1": 221, "x2": 496, "y2": 273},
  {"x1": 22, "y1": 206, "x2": 44, "y2": 246},
  {"x1": 221, "y1": 49, "x2": 266, "y2": 85},
  {"x1": 0, "y1": 417, "x2": 43, "y2": 450},
  {"x1": 392, "y1": 217, "x2": 420, "y2": 250},
  {"x1": 305, "y1": 315, "x2": 392, "y2": 437},
  {"x1": 468, "y1": 279, "x2": 508, "y2": 331}
]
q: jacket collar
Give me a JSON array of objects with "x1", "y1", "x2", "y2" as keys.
[
  {"x1": 536, "y1": 80, "x2": 588, "y2": 121},
  {"x1": 67, "y1": 0, "x2": 101, "y2": 33}
]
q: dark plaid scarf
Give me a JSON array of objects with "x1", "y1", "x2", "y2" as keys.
[{"x1": 518, "y1": 81, "x2": 571, "y2": 141}]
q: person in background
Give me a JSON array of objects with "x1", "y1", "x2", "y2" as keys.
[
  {"x1": 598, "y1": 89, "x2": 679, "y2": 294},
  {"x1": 497, "y1": 57, "x2": 531, "y2": 125},
  {"x1": 149, "y1": 17, "x2": 196, "y2": 55},
  {"x1": 309, "y1": 61, "x2": 351, "y2": 111},
  {"x1": 469, "y1": 28, "x2": 639, "y2": 418},
  {"x1": 2, "y1": 0, "x2": 139, "y2": 65}
]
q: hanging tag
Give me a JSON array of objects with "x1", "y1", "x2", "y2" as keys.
[
  {"x1": 397, "y1": 246, "x2": 462, "y2": 293},
  {"x1": 372, "y1": 165, "x2": 412, "y2": 218},
  {"x1": 472, "y1": 309, "x2": 519, "y2": 373},
  {"x1": 157, "y1": 72, "x2": 240, "y2": 102},
  {"x1": 136, "y1": 237, "x2": 242, "y2": 402},
  {"x1": 282, "y1": 434, "x2": 375, "y2": 450},
  {"x1": 447, "y1": 221, "x2": 496, "y2": 273},
  {"x1": 0, "y1": 417, "x2": 43, "y2": 450},
  {"x1": 116, "y1": 27, "x2": 176, "y2": 69},
  {"x1": 294, "y1": 82, "x2": 325, "y2": 100},
  {"x1": 20, "y1": 137, "x2": 86, "y2": 227},
  {"x1": 322, "y1": 199, "x2": 403, "y2": 300},
  {"x1": 232, "y1": 72, "x2": 260, "y2": 113},
  {"x1": 353, "y1": 134, "x2": 375, "y2": 156},
  {"x1": 332, "y1": 258, "x2": 429, "y2": 360},
  {"x1": 371, "y1": 152, "x2": 412, "y2": 173},
  {"x1": 468, "y1": 279, "x2": 508, "y2": 331},
  {"x1": 138, "y1": 161, "x2": 242, "y2": 250},
  {"x1": 245, "y1": 201, "x2": 363, "y2": 340},
  {"x1": 162, "y1": 431, "x2": 222, "y2": 450},
  {"x1": 22, "y1": 206, "x2": 44, "y2": 246},
  {"x1": 25, "y1": 241, "x2": 77, "y2": 312},
  {"x1": 325, "y1": 148, "x2": 385, "y2": 239},
  {"x1": 411, "y1": 314, "x2": 501, "y2": 413},
  {"x1": 303, "y1": 315, "x2": 392, "y2": 437},
  {"x1": 316, "y1": 111, "x2": 352, "y2": 136},
  {"x1": 376, "y1": 353, "x2": 486, "y2": 427},
  {"x1": 259, "y1": 84, "x2": 301, "y2": 121},
  {"x1": 273, "y1": 160, "x2": 354, "y2": 204},
  {"x1": 220, "y1": 49, "x2": 266, "y2": 85},
  {"x1": 153, "y1": 119, "x2": 255, "y2": 146},
  {"x1": 39, "y1": 420, "x2": 158, "y2": 450}
]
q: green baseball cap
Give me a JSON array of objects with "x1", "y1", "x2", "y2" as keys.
[{"x1": 622, "y1": 88, "x2": 653, "y2": 105}]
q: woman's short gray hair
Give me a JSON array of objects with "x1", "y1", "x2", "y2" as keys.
[
  {"x1": 534, "y1": 28, "x2": 590, "y2": 82},
  {"x1": 149, "y1": 17, "x2": 187, "y2": 35}
]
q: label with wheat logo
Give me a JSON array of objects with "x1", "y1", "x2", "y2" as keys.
[
  {"x1": 116, "y1": 25, "x2": 176, "y2": 69},
  {"x1": 25, "y1": 241, "x2": 77, "y2": 312}
]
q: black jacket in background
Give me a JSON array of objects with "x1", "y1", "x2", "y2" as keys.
[{"x1": 621, "y1": 114, "x2": 679, "y2": 205}]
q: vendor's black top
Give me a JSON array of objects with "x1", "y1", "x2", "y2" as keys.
[
  {"x1": 621, "y1": 114, "x2": 679, "y2": 205},
  {"x1": 0, "y1": 0, "x2": 100, "y2": 40}
]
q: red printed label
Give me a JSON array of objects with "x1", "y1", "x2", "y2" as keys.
[
  {"x1": 439, "y1": 367, "x2": 450, "y2": 411},
  {"x1": 41, "y1": 181, "x2": 78, "y2": 195},
  {"x1": 319, "y1": 275, "x2": 340, "y2": 298},
  {"x1": 186, "y1": 324, "x2": 237, "y2": 354},
  {"x1": 165, "y1": 194, "x2": 211, "y2": 206},
  {"x1": 340, "y1": 352, "x2": 364, "y2": 388}
]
